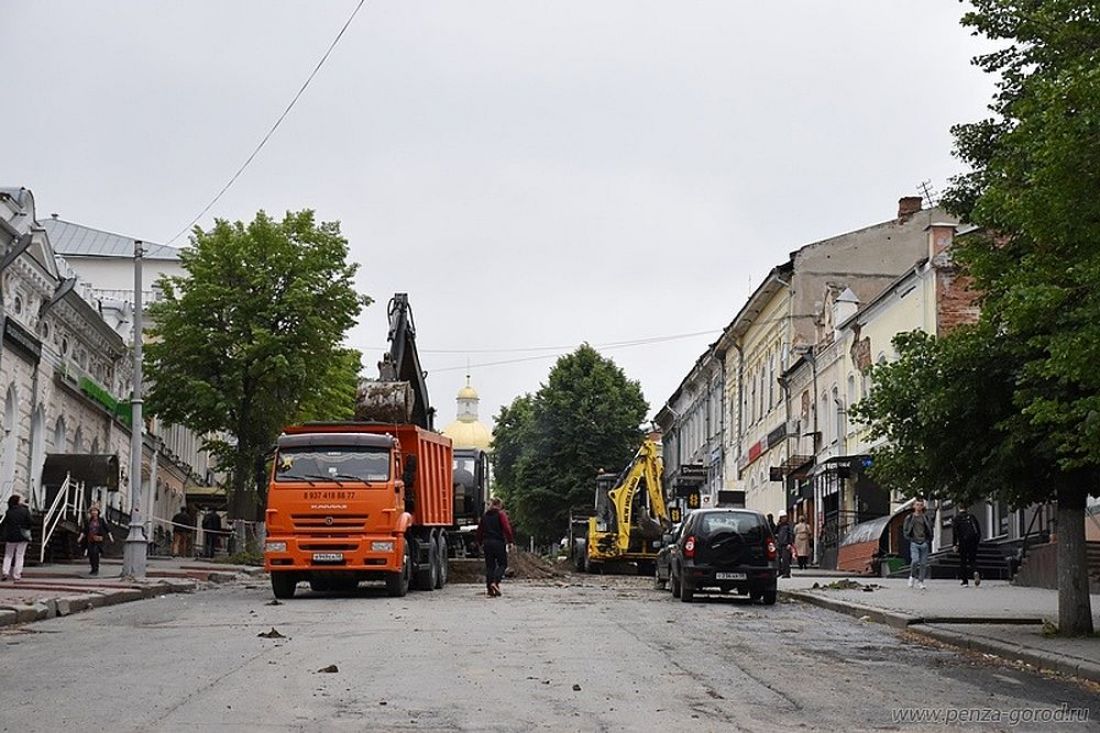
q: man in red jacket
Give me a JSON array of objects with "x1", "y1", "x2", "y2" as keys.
[{"x1": 476, "y1": 497, "x2": 514, "y2": 597}]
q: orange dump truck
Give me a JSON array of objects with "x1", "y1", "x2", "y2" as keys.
[{"x1": 263, "y1": 422, "x2": 454, "y2": 598}]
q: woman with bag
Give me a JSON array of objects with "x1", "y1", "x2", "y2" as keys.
[
  {"x1": 1, "y1": 493, "x2": 33, "y2": 581},
  {"x1": 76, "y1": 504, "x2": 115, "y2": 576}
]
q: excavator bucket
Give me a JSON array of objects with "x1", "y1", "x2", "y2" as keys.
[{"x1": 355, "y1": 379, "x2": 415, "y2": 423}]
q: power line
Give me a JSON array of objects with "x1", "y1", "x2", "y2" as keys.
[
  {"x1": 164, "y1": 0, "x2": 367, "y2": 245},
  {"x1": 420, "y1": 329, "x2": 722, "y2": 355},
  {"x1": 429, "y1": 330, "x2": 722, "y2": 373}
]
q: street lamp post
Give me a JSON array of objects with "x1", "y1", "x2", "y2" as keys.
[{"x1": 121, "y1": 240, "x2": 146, "y2": 578}]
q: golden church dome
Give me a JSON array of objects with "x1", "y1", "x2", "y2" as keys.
[
  {"x1": 442, "y1": 376, "x2": 492, "y2": 450},
  {"x1": 442, "y1": 418, "x2": 493, "y2": 451}
]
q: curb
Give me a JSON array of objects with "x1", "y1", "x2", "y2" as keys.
[
  {"x1": 911, "y1": 624, "x2": 1100, "y2": 685},
  {"x1": 0, "y1": 577, "x2": 199, "y2": 629},
  {"x1": 780, "y1": 589, "x2": 1099, "y2": 685},
  {"x1": 779, "y1": 589, "x2": 917, "y2": 629}
]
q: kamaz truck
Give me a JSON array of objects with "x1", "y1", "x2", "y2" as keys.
[{"x1": 263, "y1": 294, "x2": 454, "y2": 598}]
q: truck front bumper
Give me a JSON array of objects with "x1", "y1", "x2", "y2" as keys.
[{"x1": 263, "y1": 535, "x2": 402, "y2": 572}]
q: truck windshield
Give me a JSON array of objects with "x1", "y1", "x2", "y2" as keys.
[{"x1": 274, "y1": 447, "x2": 390, "y2": 484}]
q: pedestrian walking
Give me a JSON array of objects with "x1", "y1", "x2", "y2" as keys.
[
  {"x1": 775, "y1": 512, "x2": 793, "y2": 578},
  {"x1": 171, "y1": 506, "x2": 193, "y2": 557},
  {"x1": 766, "y1": 513, "x2": 778, "y2": 536},
  {"x1": 793, "y1": 515, "x2": 812, "y2": 571},
  {"x1": 952, "y1": 504, "x2": 982, "y2": 587},
  {"x1": 76, "y1": 504, "x2": 115, "y2": 576},
  {"x1": 475, "y1": 497, "x2": 514, "y2": 597},
  {"x1": 202, "y1": 508, "x2": 222, "y2": 558},
  {"x1": 902, "y1": 498, "x2": 934, "y2": 590},
  {"x1": 1, "y1": 494, "x2": 33, "y2": 581}
]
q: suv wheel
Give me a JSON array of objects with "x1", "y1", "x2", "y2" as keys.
[
  {"x1": 762, "y1": 589, "x2": 777, "y2": 605},
  {"x1": 671, "y1": 569, "x2": 681, "y2": 598},
  {"x1": 681, "y1": 582, "x2": 695, "y2": 603}
]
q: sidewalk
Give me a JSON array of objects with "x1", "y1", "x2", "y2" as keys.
[
  {"x1": 779, "y1": 575, "x2": 1100, "y2": 684},
  {"x1": 0, "y1": 556, "x2": 262, "y2": 628}
]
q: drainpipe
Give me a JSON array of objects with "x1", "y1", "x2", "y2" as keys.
[{"x1": 807, "y1": 350, "x2": 820, "y2": 566}]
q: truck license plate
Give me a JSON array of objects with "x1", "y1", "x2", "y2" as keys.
[
  {"x1": 715, "y1": 572, "x2": 746, "y2": 580},
  {"x1": 312, "y1": 552, "x2": 344, "y2": 563}
]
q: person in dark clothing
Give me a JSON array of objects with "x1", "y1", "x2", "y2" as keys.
[
  {"x1": 475, "y1": 497, "x2": 514, "y2": 597},
  {"x1": 1, "y1": 494, "x2": 33, "y2": 581},
  {"x1": 202, "y1": 509, "x2": 222, "y2": 558},
  {"x1": 76, "y1": 504, "x2": 115, "y2": 576},
  {"x1": 171, "y1": 506, "x2": 194, "y2": 557},
  {"x1": 952, "y1": 504, "x2": 982, "y2": 587},
  {"x1": 766, "y1": 513, "x2": 778, "y2": 536},
  {"x1": 775, "y1": 512, "x2": 793, "y2": 578}
]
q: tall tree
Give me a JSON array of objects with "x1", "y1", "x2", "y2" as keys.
[
  {"x1": 491, "y1": 345, "x2": 648, "y2": 543},
  {"x1": 947, "y1": 0, "x2": 1100, "y2": 635},
  {"x1": 856, "y1": 0, "x2": 1100, "y2": 634},
  {"x1": 146, "y1": 210, "x2": 369, "y2": 519}
]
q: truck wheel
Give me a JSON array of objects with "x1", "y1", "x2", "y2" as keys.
[
  {"x1": 386, "y1": 541, "x2": 411, "y2": 597},
  {"x1": 271, "y1": 572, "x2": 297, "y2": 599},
  {"x1": 414, "y1": 537, "x2": 438, "y2": 591},
  {"x1": 434, "y1": 533, "x2": 447, "y2": 589}
]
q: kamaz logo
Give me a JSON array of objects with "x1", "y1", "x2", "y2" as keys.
[{"x1": 324, "y1": 516, "x2": 334, "y2": 526}]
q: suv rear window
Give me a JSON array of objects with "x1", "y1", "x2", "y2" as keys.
[{"x1": 698, "y1": 512, "x2": 765, "y2": 542}]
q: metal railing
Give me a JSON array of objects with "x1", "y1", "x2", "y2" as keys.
[{"x1": 39, "y1": 473, "x2": 85, "y2": 563}]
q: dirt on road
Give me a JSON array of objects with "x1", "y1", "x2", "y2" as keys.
[{"x1": 448, "y1": 550, "x2": 567, "y2": 583}]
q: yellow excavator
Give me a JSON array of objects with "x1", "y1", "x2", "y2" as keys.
[{"x1": 574, "y1": 439, "x2": 670, "y2": 574}]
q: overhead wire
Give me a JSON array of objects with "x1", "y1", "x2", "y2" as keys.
[
  {"x1": 428, "y1": 329, "x2": 722, "y2": 373},
  {"x1": 164, "y1": 0, "x2": 367, "y2": 245}
]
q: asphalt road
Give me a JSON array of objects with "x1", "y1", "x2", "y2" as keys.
[{"x1": 1, "y1": 575, "x2": 1096, "y2": 732}]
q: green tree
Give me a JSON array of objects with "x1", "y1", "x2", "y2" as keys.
[
  {"x1": 856, "y1": 0, "x2": 1100, "y2": 634},
  {"x1": 491, "y1": 345, "x2": 648, "y2": 543},
  {"x1": 146, "y1": 210, "x2": 369, "y2": 520}
]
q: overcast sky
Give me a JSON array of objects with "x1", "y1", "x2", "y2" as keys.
[{"x1": 3, "y1": 1, "x2": 994, "y2": 430}]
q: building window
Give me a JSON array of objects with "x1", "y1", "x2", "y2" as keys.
[
  {"x1": 12, "y1": 295, "x2": 22, "y2": 315},
  {"x1": 833, "y1": 387, "x2": 844, "y2": 445}
]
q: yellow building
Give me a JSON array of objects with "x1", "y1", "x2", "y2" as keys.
[{"x1": 442, "y1": 378, "x2": 492, "y2": 451}]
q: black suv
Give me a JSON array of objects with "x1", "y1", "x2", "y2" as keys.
[{"x1": 669, "y1": 508, "x2": 778, "y2": 604}]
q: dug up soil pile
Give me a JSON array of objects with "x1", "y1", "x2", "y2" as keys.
[{"x1": 448, "y1": 551, "x2": 568, "y2": 584}]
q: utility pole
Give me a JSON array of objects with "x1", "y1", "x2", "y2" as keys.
[{"x1": 122, "y1": 240, "x2": 146, "y2": 578}]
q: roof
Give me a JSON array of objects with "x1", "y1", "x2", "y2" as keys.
[
  {"x1": 442, "y1": 419, "x2": 492, "y2": 451},
  {"x1": 40, "y1": 218, "x2": 181, "y2": 261}
]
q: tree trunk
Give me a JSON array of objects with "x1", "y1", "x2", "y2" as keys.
[
  {"x1": 228, "y1": 447, "x2": 256, "y2": 521},
  {"x1": 1056, "y1": 485, "x2": 1094, "y2": 636}
]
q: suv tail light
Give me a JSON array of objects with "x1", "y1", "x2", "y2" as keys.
[
  {"x1": 766, "y1": 539, "x2": 777, "y2": 560},
  {"x1": 684, "y1": 536, "x2": 696, "y2": 559}
]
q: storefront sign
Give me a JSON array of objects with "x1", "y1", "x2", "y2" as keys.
[{"x1": 3, "y1": 317, "x2": 41, "y2": 364}]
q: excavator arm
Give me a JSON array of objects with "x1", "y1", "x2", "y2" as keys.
[
  {"x1": 605, "y1": 440, "x2": 667, "y2": 555},
  {"x1": 357, "y1": 293, "x2": 437, "y2": 429}
]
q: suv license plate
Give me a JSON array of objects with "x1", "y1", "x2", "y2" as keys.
[
  {"x1": 715, "y1": 572, "x2": 746, "y2": 580},
  {"x1": 312, "y1": 552, "x2": 344, "y2": 563}
]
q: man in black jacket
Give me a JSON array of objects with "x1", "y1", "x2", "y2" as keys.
[{"x1": 952, "y1": 505, "x2": 982, "y2": 587}]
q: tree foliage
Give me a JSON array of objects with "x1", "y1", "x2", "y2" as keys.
[
  {"x1": 491, "y1": 345, "x2": 648, "y2": 543},
  {"x1": 145, "y1": 210, "x2": 369, "y2": 518},
  {"x1": 855, "y1": 1, "x2": 1100, "y2": 634}
]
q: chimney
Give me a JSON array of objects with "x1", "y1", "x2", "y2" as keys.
[
  {"x1": 897, "y1": 196, "x2": 923, "y2": 222},
  {"x1": 926, "y1": 222, "x2": 957, "y2": 262}
]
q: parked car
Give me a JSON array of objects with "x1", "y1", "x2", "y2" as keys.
[
  {"x1": 669, "y1": 508, "x2": 778, "y2": 604},
  {"x1": 654, "y1": 522, "x2": 682, "y2": 590}
]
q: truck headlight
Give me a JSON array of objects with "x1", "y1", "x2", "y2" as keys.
[
  {"x1": 265, "y1": 542, "x2": 287, "y2": 553},
  {"x1": 371, "y1": 541, "x2": 394, "y2": 553}
]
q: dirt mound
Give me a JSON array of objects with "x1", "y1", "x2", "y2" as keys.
[
  {"x1": 509, "y1": 550, "x2": 568, "y2": 580},
  {"x1": 446, "y1": 551, "x2": 568, "y2": 584}
]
